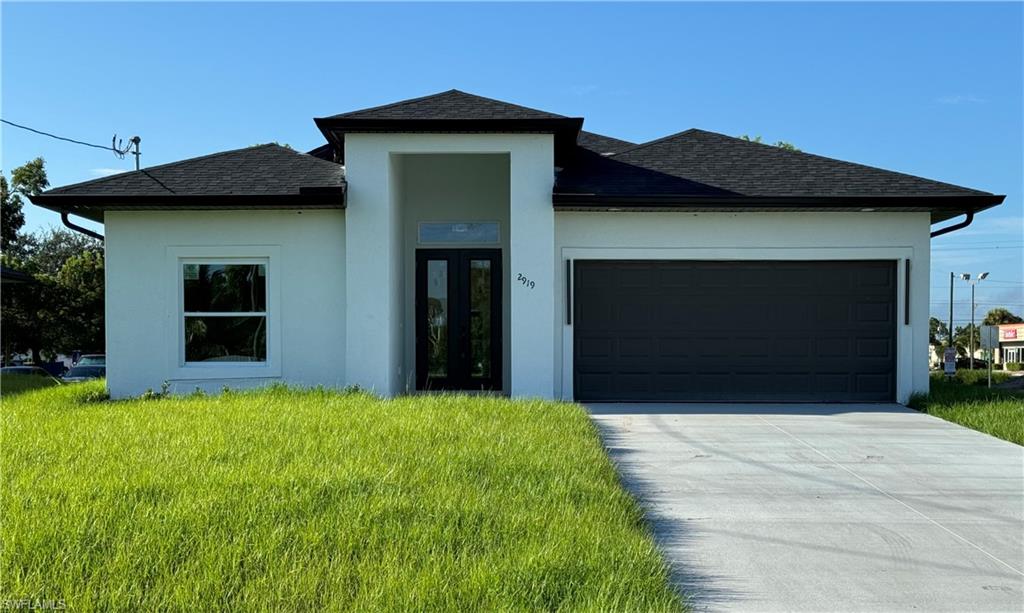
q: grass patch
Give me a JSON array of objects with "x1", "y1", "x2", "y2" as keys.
[
  {"x1": 1, "y1": 382, "x2": 683, "y2": 611},
  {"x1": 909, "y1": 373, "x2": 1024, "y2": 445},
  {"x1": 946, "y1": 369, "x2": 1011, "y2": 387},
  {"x1": 1, "y1": 373, "x2": 60, "y2": 398}
]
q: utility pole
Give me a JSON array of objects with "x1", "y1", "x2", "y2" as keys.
[
  {"x1": 958, "y1": 272, "x2": 989, "y2": 370},
  {"x1": 130, "y1": 136, "x2": 141, "y2": 170},
  {"x1": 971, "y1": 282, "x2": 975, "y2": 369}
]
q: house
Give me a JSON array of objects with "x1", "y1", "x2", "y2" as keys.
[
  {"x1": 30, "y1": 90, "x2": 1005, "y2": 402},
  {"x1": 1, "y1": 266, "x2": 35, "y2": 285},
  {"x1": 996, "y1": 323, "x2": 1024, "y2": 365}
]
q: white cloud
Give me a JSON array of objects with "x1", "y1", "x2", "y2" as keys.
[
  {"x1": 89, "y1": 168, "x2": 128, "y2": 177},
  {"x1": 935, "y1": 94, "x2": 986, "y2": 105}
]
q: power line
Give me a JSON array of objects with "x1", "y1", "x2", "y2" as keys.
[
  {"x1": 1, "y1": 118, "x2": 141, "y2": 168},
  {"x1": 931, "y1": 245, "x2": 1023, "y2": 251}
]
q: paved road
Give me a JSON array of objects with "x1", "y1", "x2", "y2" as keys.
[{"x1": 589, "y1": 404, "x2": 1024, "y2": 612}]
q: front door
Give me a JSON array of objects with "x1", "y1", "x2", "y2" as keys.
[{"x1": 416, "y1": 249, "x2": 502, "y2": 391}]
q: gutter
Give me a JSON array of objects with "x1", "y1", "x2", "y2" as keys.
[
  {"x1": 61, "y1": 211, "x2": 104, "y2": 241},
  {"x1": 929, "y1": 210, "x2": 975, "y2": 238}
]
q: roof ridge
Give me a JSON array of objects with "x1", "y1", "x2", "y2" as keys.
[
  {"x1": 329, "y1": 88, "x2": 567, "y2": 119},
  {"x1": 447, "y1": 89, "x2": 568, "y2": 118},
  {"x1": 692, "y1": 129, "x2": 992, "y2": 195},
  {"x1": 579, "y1": 129, "x2": 635, "y2": 144},
  {"x1": 330, "y1": 89, "x2": 461, "y2": 118},
  {"x1": 608, "y1": 128, "x2": 701, "y2": 158},
  {"x1": 46, "y1": 144, "x2": 337, "y2": 195}
]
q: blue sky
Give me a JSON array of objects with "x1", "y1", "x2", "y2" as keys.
[{"x1": 3, "y1": 2, "x2": 1021, "y2": 323}]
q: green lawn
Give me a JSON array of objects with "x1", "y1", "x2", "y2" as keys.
[
  {"x1": 1, "y1": 373, "x2": 61, "y2": 397},
  {"x1": 909, "y1": 373, "x2": 1024, "y2": 445},
  {"x1": 1, "y1": 382, "x2": 683, "y2": 612}
]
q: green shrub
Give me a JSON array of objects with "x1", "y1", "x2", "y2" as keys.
[
  {"x1": 1006, "y1": 362, "x2": 1023, "y2": 372},
  {"x1": 992, "y1": 363, "x2": 1004, "y2": 371},
  {"x1": 943, "y1": 369, "x2": 1011, "y2": 386}
]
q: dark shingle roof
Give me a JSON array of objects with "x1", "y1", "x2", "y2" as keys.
[
  {"x1": 44, "y1": 144, "x2": 344, "y2": 197},
  {"x1": 31, "y1": 144, "x2": 346, "y2": 222},
  {"x1": 576, "y1": 130, "x2": 635, "y2": 155},
  {"x1": 557, "y1": 129, "x2": 993, "y2": 199},
  {"x1": 329, "y1": 89, "x2": 566, "y2": 120}
]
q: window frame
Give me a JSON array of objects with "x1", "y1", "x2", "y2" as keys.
[
  {"x1": 417, "y1": 221, "x2": 501, "y2": 245},
  {"x1": 167, "y1": 246, "x2": 281, "y2": 380}
]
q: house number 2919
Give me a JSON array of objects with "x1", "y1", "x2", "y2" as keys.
[{"x1": 516, "y1": 273, "x2": 535, "y2": 289}]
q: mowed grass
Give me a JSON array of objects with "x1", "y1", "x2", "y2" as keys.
[
  {"x1": 910, "y1": 373, "x2": 1024, "y2": 445},
  {"x1": 1, "y1": 382, "x2": 683, "y2": 612},
  {"x1": 0, "y1": 373, "x2": 60, "y2": 397}
]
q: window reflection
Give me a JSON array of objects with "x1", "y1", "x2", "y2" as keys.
[{"x1": 426, "y1": 260, "x2": 448, "y2": 378}]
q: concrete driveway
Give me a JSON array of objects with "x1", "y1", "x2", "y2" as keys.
[{"x1": 589, "y1": 404, "x2": 1024, "y2": 612}]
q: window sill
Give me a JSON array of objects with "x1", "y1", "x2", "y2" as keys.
[{"x1": 170, "y1": 362, "x2": 280, "y2": 380}]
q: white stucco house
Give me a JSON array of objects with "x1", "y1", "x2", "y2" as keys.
[{"x1": 32, "y1": 90, "x2": 1005, "y2": 402}]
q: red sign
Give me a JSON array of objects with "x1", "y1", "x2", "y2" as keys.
[{"x1": 1003, "y1": 329, "x2": 1018, "y2": 340}]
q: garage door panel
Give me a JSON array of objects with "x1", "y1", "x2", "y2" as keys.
[
  {"x1": 856, "y1": 337, "x2": 893, "y2": 359},
  {"x1": 574, "y1": 260, "x2": 896, "y2": 402}
]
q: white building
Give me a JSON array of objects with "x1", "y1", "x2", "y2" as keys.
[{"x1": 32, "y1": 90, "x2": 1005, "y2": 403}]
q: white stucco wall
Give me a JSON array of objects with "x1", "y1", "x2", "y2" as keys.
[
  {"x1": 397, "y1": 154, "x2": 511, "y2": 392},
  {"x1": 104, "y1": 210, "x2": 346, "y2": 398},
  {"x1": 554, "y1": 211, "x2": 932, "y2": 404},
  {"x1": 344, "y1": 133, "x2": 555, "y2": 397}
]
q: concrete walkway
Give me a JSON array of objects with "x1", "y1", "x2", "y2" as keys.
[{"x1": 589, "y1": 404, "x2": 1024, "y2": 612}]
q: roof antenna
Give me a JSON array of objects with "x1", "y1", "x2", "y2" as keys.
[{"x1": 111, "y1": 134, "x2": 142, "y2": 170}]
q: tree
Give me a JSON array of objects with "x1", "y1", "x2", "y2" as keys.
[
  {"x1": 49, "y1": 251, "x2": 105, "y2": 353},
  {"x1": 982, "y1": 308, "x2": 1023, "y2": 325},
  {"x1": 27, "y1": 228, "x2": 101, "y2": 276},
  {"x1": 1, "y1": 158, "x2": 48, "y2": 256},
  {"x1": 1, "y1": 158, "x2": 105, "y2": 363},
  {"x1": 1, "y1": 175, "x2": 24, "y2": 252},
  {"x1": 0, "y1": 256, "x2": 53, "y2": 364},
  {"x1": 929, "y1": 316, "x2": 950, "y2": 346},
  {"x1": 953, "y1": 324, "x2": 981, "y2": 357},
  {"x1": 738, "y1": 134, "x2": 801, "y2": 152}
]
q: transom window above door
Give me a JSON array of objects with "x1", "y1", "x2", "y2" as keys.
[{"x1": 418, "y1": 222, "x2": 499, "y2": 244}]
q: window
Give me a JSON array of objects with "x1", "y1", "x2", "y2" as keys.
[
  {"x1": 182, "y1": 262, "x2": 267, "y2": 363},
  {"x1": 418, "y1": 222, "x2": 499, "y2": 244}
]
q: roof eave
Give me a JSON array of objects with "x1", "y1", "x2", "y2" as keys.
[
  {"x1": 29, "y1": 187, "x2": 347, "y2": 223},
  {"x1": 314, "y1": 117, "x2": 584, "y2": 164},
  {"x1": 551, "y1": 193, "x2": 1006, "y2": 223}
]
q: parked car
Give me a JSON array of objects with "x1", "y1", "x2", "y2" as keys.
[
  {"x1": 61, "y1": 365, "x2": 106, "y2": 383},
  {"x1": 75, "y1": 354, "x2": 105, "y2": 366},
  {"x1": 955, "y1": 357, "x2": 989, "y2": 370},
  {"x1": 1, "y1": 366, "x2": 53, "y2": 377}
]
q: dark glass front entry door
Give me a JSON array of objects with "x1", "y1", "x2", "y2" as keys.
[{"x1": 416, "y1": 249, "x2": 502, "y2": 391}]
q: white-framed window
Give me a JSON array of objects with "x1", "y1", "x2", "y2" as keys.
[
  {"x1": 182, "y1": 261, "x2": 267, "y2": 363},
  {"x1": 167, "y1": 246, "x2": 281, "y2": 379},
  {"x1": 1005, "y1": 347, "x2": 1023, "y2": 363}
]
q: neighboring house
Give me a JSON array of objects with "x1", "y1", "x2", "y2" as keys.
[
  {"x1": 30, "y1": 90, "x2": 1005, "y2": 402},
  {"x1": 996, "y1": 323, "x2": 1024, "y2": 365},
  {"x1": 0, "y1": 266, "x2": 35, "y2": 285}
]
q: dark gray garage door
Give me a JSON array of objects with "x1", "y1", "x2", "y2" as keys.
[{"x1": 573, "y1": 260, "x2": 896, "y2": 402}]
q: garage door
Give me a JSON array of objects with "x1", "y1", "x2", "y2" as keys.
[{"x1": 573, "y1": 260, "x2": 896, "y2": 402}]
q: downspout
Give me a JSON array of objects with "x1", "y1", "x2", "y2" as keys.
[
  {"x1": 61, "y1": 211, "x2": 104, "y2": 241},
  {"x1": 930, "y1": 210, "x2": 974, "y2": 238}
]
